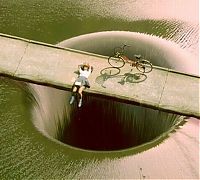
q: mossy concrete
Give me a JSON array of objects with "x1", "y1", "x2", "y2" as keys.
[{"x1": 0, "y1": 33, "x2": 199, "y2": 118}]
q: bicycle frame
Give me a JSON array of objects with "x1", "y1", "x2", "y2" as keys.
[
  {"x1": 120, "y1": 55, "x2": 137, "y2": 67},
  {"x1": 109, "y1": 44, "x2": 153, "y2": 73},
  {"x1": 114, "y1": 44, "x2": 137, "y2": 66}
]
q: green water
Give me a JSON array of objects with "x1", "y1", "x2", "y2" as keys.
[
  {"x1": 0, "y1": 0, "x2": 199, "y2": 179},
  {"x1": 0, "y1": 0, "x2": 197, "y2": 44}
]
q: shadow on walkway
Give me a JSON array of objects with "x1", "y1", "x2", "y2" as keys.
[{"x1": 95, "y1": 67, "x2": 147, "y2": 88}]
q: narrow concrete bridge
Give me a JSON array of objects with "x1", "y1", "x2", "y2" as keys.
[{"x1": 0, "y1": 33, "x2": 199, "y2": 118}]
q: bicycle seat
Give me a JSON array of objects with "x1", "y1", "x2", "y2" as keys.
[
  {"x1": 124, "y1": 44, "x2": 131, "y2": 47},
  {"x1": 134, "y1": 54, "x2": 141, "y2": 59}
]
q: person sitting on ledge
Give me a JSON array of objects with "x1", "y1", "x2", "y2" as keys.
[{"x1": 69, "y1": 63, "x2": 93, "y2": 107}]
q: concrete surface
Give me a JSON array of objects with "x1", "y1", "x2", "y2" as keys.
[{"x1": 0, "y1": 33, "x2": 199, "y2": 118}]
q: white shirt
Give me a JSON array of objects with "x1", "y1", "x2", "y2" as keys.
[{"x1": 79, "y1": 67, "x2": 92, "y2": 78}]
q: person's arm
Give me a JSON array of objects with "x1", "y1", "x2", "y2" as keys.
[
  {"x1": 87, "y1": 66, "x2": 93, "y2": 74},
  {"x1": 90, "y1": 66, "x2": 94, "y2": 73},
  {"x1": 78, "y1": 65, "x2": 84, "y2": 74},
  {"x1": 78, "y1": 65, "x2": 82, "y2": 70}
]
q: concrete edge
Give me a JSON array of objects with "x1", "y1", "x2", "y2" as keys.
[
  {"x1": 152, "y1": 66, "x2": 200, "y2": 78},
  {"x1": 1, "y1": 33, "x2": 199, "y2": 79},
  {"x1": 0, "y1": 33, "x2": 108, "y2": 60},
  {"x1": 0, "y1": 73, "x2": 199, "y2": 119}
]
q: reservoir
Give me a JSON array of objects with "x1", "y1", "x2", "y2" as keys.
[{"x1": 0, "y1": 0, "x2": 199, "y2": 179}]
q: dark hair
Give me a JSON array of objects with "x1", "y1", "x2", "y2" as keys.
[{"x1": 81, "y1": 65, "x2": 89, "y2": 71}]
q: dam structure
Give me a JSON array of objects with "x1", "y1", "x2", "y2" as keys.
[{"x1": 0, "y1": 33, "x2": 199, "y2": 118}]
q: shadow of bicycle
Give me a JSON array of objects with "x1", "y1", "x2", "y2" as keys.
[{"x1": 95, "y1": 67, "x2": 147, "y2": 88}]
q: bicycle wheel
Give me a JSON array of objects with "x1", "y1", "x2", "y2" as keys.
[
  {"x1": 136, "y1": 60, "x2": 153, "y2": 73},
  {"x1": 100, "y1": 67, "x2": 120, "y2": 76},
  {"x1": 108, "y1": 56, "x2": 125, "y2": 68}
]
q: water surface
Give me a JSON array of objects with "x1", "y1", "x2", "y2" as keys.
[{"x1": 0, "y1": 0, "x2": 199, "y2": 179}]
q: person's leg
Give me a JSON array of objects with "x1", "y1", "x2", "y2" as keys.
[
  {"x1": 78, "y1": 86, "x2": 85, "y2": 107},
  {"x1": 78, "y1": 86, "x2": 85, "y2": 99},
  {"x1": 72, "y1": 86, "x2": 78, "y2": 93},
  {"x1": 69, "y1": 86, "x2": 77, "y2": 104}
]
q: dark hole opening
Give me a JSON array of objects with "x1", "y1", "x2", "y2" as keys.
[{"x1": 58, "y1": 95, "x2": 181, "y2": 151}]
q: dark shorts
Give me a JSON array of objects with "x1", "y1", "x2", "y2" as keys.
[{"x1": 74, "y1": 76, "x2": 90, "y2": 88}]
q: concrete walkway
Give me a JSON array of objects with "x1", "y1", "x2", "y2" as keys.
[{"x1": 0, "y1": 33, "x2": 199, "y2": 118}]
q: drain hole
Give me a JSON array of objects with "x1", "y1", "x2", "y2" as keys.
[{"x1": 58, "y1": 96, "x2": 182, "y2": 151}]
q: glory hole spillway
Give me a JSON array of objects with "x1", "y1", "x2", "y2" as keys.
[
  {"x1": 0, "y1": 0, "x2": 199, "y2": 179},
  {"x1": 31, "y1": 31, "x2": 188, "y2": 152}
]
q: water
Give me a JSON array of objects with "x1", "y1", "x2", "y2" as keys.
[{"x1": 0, "y1": 0, "x2": 199, "y2": 179}]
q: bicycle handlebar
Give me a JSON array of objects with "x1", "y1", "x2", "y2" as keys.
[{"x1": 122, "y1": 44, "x2": 131, "y2": 48}]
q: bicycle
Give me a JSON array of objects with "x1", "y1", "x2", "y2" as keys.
[{"x1": 108, "y1": 44, "x2": 153, "y2": 73}]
